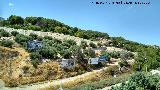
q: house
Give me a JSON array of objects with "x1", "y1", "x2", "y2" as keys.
[
  {"x1": 88, "y1": 56, "x2": 108, "y2": 65},
  {"x1": 88, "y1": 58, "x2": 99, "y2": 65},
  {"x1": 60, "y1": 59, "x2": 75, "y2": 68},
  {"x1": 27, "y1": 40, "x2": 43, "y2": 50}
]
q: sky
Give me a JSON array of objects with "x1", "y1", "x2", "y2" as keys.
[{"x1": 0, "y1": 0, "x2": 160, "y2": 46}]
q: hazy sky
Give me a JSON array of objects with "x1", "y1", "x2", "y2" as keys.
[{"x1": 0, "y1": 0, "x2": 160, "y2": 46}]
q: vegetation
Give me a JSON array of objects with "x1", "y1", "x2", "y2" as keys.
[
  {"x1": 0, "y1": 40, "x2": 13, "y2": 48},
  {"x1": 11, "y1": 31, "x2": 19, "y2": 36},
  {"x1": 0, "y1": 15, "x2": 109, "y2": 40},
  {"x1": 111, "y1": 72, "x2": 160, "y2": 90},
  {"x1": 0, "y1": 29, "x2": 10, "y2": 37}
]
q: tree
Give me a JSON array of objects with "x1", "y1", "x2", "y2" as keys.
[
  {"x1": 74, "y1": 47, "x2": 85, "y2": 64},
  {"x1": 8, "y1": 15, "x2": 24, "y2": 25},
  {"x1": 88, "y1": 48, "x2": 96, "y2": 58},
  {"x1": 80, "y1": 41, "x2": 88, "y2": 49}
]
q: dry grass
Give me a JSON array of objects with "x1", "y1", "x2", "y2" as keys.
[{"x1": 40, "y1": 65, "x2": 125, "y2": 90}]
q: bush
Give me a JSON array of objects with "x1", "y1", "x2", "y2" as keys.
[
  {"x1": 0, "y1": 30, "x2": 10, "y2": 37},
  {"x1": 31, "y1": 59, "x2": 39, "y2": 68},
  {"x1": 108, "y1": 52, "x2": 120, "y2": 59},
  {"x1": 111, "y1": 81, "x2": 136, "y2": 90},
  {"x1": 15, "y1": 34, "x2": 29, "y2": 46},
  {"x1": 62, "y1": 50, "x2": 72, "y2": 59},
  {"x1": 11, "y1": 31, "x2": 19, "y2": 36},
  {"x1": 29, "y1": 33, "x2": 38, "y2": 40},
  {"x1": 39, "y1": 46, "x2": 57, "y2": 59},
  {"x1": 63, "y1": 39, "x2": 77, "y2": 46},
  {"x1": 89, "y1": 42, "x2": 97, "y2": 48},
  {"x1": 0, "y1": 40, "x2": 13, "y2": 48},
  {"x1": 80, "y1": 41, "x2": 88, "y2": 49},
  {"x1": 30, "y1": 52, "x2": 41, "y2": 60},
  {"x1": 43, "y1": 36, "x2": 53, "y2": 40},
  {"x1": 22, "y1": 66, "x2": 29, "y2": 74},
  {"x1": 37, "y1": 36, "x2": 43, "y2": 41},
  {"x1": 118, "y1": 60, "x2": 129, "y2": 68}
]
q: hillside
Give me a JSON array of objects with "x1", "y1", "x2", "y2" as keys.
[{"x1": 0, "y1": 15, "x2": 160, "y2": 90}]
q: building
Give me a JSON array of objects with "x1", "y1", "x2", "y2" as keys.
[
  {"x1": 60, "y1": 59, "x2": 75, "y2": 68},
  {"x1": 88, "y1": 56, "x2": 108, "y2": 65},
  {"x1": 27, "y1": 40, "x2": 43, "y2": 50},
  {"x1": 88, "y1": 58, "x2": 99, "y2": 65}
]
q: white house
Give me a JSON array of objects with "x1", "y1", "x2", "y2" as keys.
[
  {"x1": 88, "y1": 58, "x2": 99, "y2": 65},
  {"x1": 60, "y1": 59, "x2": 75, "y2": 68}
]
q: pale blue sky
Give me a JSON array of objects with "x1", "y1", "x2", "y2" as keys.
[{"x1": 0, "y1": 0, "x2": 160, "y2": 46}]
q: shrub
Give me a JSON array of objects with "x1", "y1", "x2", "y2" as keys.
[
  {"x1": 0, "y1": 40, "x2": 13, "y2": 48},
  {"x1": 11, "y1": 31, "x2": 19, "y2": 36},
  {"x1": 15, "y1": 34, "x2": 29, "y2": 46},
  {"x1": 111, "y1": 81, "x2": 136, "y2": 90},
  {"x1": 0, "y1": 30, "x2": 10, "y2": 37},
  {"x1": 29, "y1": 33, "x2": 38, "y2": 40},
  {"x1": 62, "y1": 50, "x2": 72, "y2": 59},
  {"x1": 43, "y1": 36, "x2": 53, "y2": 40},
  {"x1": 31, "y1": 59, "x2": 39, "y2": 68},
  {"x1": 30, "y1": 52, "x2": 41, "y2": 60},
  {"x1": 118, "y1": 60, "x2": 129, "y2": 68},
  {"x1": 63, "y1": 39, "x2": 77, "y2": 46},
  {"x1": 80, "y1": 41, "x2": 88, "y2": 49},
  {"x1": 108, "y1": 52, "x2": 120, "y2": 59},
  {"x1": 89, "y1": 42, "x2": 97, "y2": 48},
  {"x1": 22, "y1": 66, "x2": 29, "y2": 74},
  {"x1": 37, "y1": 36, "x2": 43, "y2": 41},
  {"x1": 39, "y1": 46, "x2": 57, "y2": 59}
]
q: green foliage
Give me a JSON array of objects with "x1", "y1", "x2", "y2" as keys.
[
  {"x1": 31, "y1": 59, "x2": 39, "y2": 68},
  {"x1": 0, "y1": 40, "x2": 13, "y2": 48},
  {"x1": 89, "y1": 42, "x2": 97, "y2": 48},
  {"x1": 24, "y1": 25, "x2": 41, "y2": 31},
  {"x1": 0, "y1": 29, "x2": 10, "y2": 37},
  {"x1": 118, "y1": 60, "x2": 129, "y2": 68},
  {"x1": 62, "y1": 50, "x2": 72, "y2": 59},
  {"x1": 43, "y1": 36, "x2": 53, "y2": 40},
  {"x1": 37, "y1": 36, "x2": 43, "y2": 41},
  {"x1": 30, "y1": 52, "x2": 41, "y2": 60},
  {"x1": 88, "y1": 48, "x2": 96, "y2": 58},
  {"x1": 15, "y1": 34, "x2": 29, "y2": 46},
  {"x1": 63, "y1": 39, "x2": 77, "y2": 46},
  {"x1": 111, "y1": 81, "x2": 136, "y2": 90},
  {"x1": 2, "y1": 15, "x2": 109, "y2": 40},
  {"x1": 39, "y1": 46, "x2": 57, "y2": 59},
  {"x1": 80, "y1": 41, "x2": 88, "y2": 49},
  {"x1": 112, "y1": 72, "x2": 160, "y2": 90},
  {"x1": 108, "y1": 52, "x2": 121, "y2": 59},
  {"x1": 11, "y1": 31, "x2": 19, "y2": 36},
  {"x1": 29, "y1": 33, "x2": 38, "y2": 40},
  {"x1": 8, "y1": 15, "x2": 24, "y2": 25}
]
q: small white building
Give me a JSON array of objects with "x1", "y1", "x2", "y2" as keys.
[
  {"x1": 60, "y1": 59, "x2": 75, "y2": 68},
  {"x1": 88, "y1": 58, "x2": 99, "y2": 65}
]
